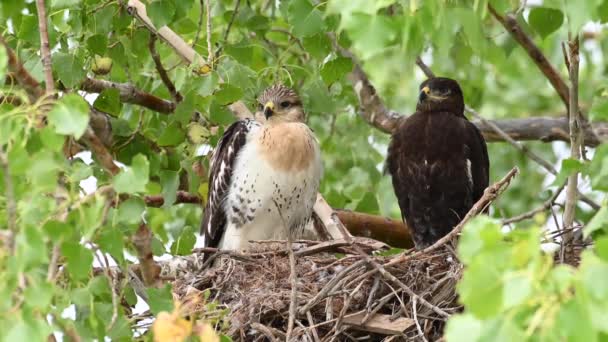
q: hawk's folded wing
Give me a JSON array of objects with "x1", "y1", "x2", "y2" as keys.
[{"x1": 200, "y1": 119, "x2": 259, "y2": 248}]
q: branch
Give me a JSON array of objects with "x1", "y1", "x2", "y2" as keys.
[
  {"x1": 0, "y1": 36, "x2": 44, "y2": 101},
  {"x1": 144, "y1": 191, "x2": 201, "y2": 207},
  {"x1": 81, "y1": 127, "x2": 120, "y2": 175},
  {"x1": 205, "y1": 0, "x2": 213, "y2": 64},
  {"x1": 563, "y1": 35, "x2": 581, "y2": 240},
  {"x1": 132, "y1": 223, "x2": 161, "y2": 286},
  {"x1": 35, "y1": 0, "x2": 55, "y2": 94},
  {"x1": 334, "y1": 209, "x2": 412, "y2": 249},
  {"x1": 81, "y1": 78, "x2": 175, "y2": 114},
  {"x1": 501, "y1": 183, "x2": 564, "y2": 225},
  {"x1": 488, "y1": 4, "x2": 569, "y2": 107},
  {"x1": 149, "y1": 34, "x2": 182, "y2": 103},
  {"x1": 385, "y1": 167, "x2": 519, "y2": 267}
]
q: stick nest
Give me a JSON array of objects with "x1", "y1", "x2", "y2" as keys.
[{"x1": 171, "y1": 239, "x2": 463, "y2": 341}]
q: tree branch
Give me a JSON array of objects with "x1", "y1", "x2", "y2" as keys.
[
  {"x1": 501, "y1": 183, "x2": 564, "y2": 225},
  {"x1": 81, "y1": 127, "x2": 120, "y2": 175},
  {"x1": 35, "y1": 0, "x2": 55, "y2": 95},
  {"x1": 487, "y1": 4, "x2": 570, "y2": 108},
  {"x1": 0, "y1": 36, "x2": 44, "y2": 101},
  {"x1": 148, "y1": 34, "x2": 182, "y2": 103},
  {"x1": 205, "y1": 0, "x2": 213, "y2": 64},
  {"x1": 132, "y1": 223, "x2": 161, "y2": 287},
  {"x1": 563, "y1": 35, "x2": 582, "y2": 241},
  {"x1": 81, "y1": 78, "x2": 176, "y2": 114}
]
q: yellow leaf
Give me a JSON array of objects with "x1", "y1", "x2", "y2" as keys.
[
  {"x1": 152, "y1": 311, "x2": 192, "y2": 342},
  {"x1": 195, "y1": 323, "x2": 220, "y2": 342}
]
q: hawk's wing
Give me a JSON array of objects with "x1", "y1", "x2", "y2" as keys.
[
  {"x1": 200, "y1": 119, "x2": 259, "y2": 248},
  {"x1": 466, "y1": 121, "x2": 490, "y2": 203}
]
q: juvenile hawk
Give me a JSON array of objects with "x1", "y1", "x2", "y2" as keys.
[
  {"x1": 386, "y1": 77, "x2": 489, "y2": 249},
  {"x1": 200, "y1": 85, "x2": 322, "y2": 251}
]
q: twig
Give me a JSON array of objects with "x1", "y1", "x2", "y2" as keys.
[
  {"x1": 81, "y1": 127, "x2": 120, "y2": 175},
  {"x1": 562, "y1": 35, "x2": 581, "y2": 243},
  {"x1": 148, "y1": 34, "x2": 182, "y2": 103},
  {"x1": 223, "y1": 0, "x2": 241, "y2": 43},
  {"x1": 502, "y1": 184, "x2": 565, "y2": 225},
  {"x1": 46, "y1": 245, "x2": 61, "y2": 282},
  {"x1": 488, "y1": 4, "x2": 569, "y2": 107},
  {"x1": 412, "y1": 298, "x2": 428, "y2": 342},
  {"x1": 306, "y1": 311, "x2": 321, "y2": 342},
  {"x1": 35, "y1": 0, "x2": 54, "y2": 95},
  {"x1": 193, "y1": 0, "x2": 204, "y2": 48},
  {"x1": 386, "y1": 167, "x2": 519, "y2": 268},
  {"x1": 0, "y1": 148, "x2": 17, "y2": 254},
  {"x1": 205, "y1": 0, "x2": 213, "y2": 64},
  {"x1": 132, "y1": 223, "x2": 161, "y2": 286},
  {"x1": 250, "y1": 323, "x2": 278, "y2": 341},
  {"x1": 334, "y1": 281, "x2": 365, "y2": 335},
  {"x1": 81, "y1": 78, "x2": 175, "y2": 114}
]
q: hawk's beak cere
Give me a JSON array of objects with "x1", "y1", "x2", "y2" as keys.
[
  {"x1": 419, "y1": 86, "x2": 430, "y2": 102},
  {"x1": 264, "y1": 101, "x2": 275, "y2": 118}
]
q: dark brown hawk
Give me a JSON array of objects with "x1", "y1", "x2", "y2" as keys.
[{"x1": 386, "y1": 77, "x2": 489, "y2": 249}]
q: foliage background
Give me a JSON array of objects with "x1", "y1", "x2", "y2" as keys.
[{"x1": 0, "y1": 0, "x2": 607, "y2": 340}]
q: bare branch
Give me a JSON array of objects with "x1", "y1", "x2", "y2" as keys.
[
  {"x1": 35, "y1": 0, "x2": 55, "y2": 94},
  {"x1": 223, "y1": 0, "x2": 241, "y2": 43},
  {"x1": 81, "y1": 127, "x2": 120, "y2": 175},
  {"x1": 502, "y1": 184, "x2": 565, "y2": 225},
  {"x1": 133, "y1": 223, "x2": 161, "y2": 286},
  {"x1": 488, "y1": 4, "x2": 569, "y2": 107},
  {"x1": 81, "y1": 78, "x2": 176, "y2": 114},
  {"x1": 385, "y1": 167, "x2": 519, "y2": 268},
  {"x1": 563, "y1": 35, "x2": 582, "y2": 242},
  {"x1": 334, "y1": 209, "x2": 412, "y2": 249},
  {"x1": 148, "y1": 34, "x2": 182, "y2": 103},
  {"x1": 144, "y1": 191, "x2": 202, "y2": 207}
]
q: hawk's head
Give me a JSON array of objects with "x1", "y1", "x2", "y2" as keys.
[
  {"x1": 416, "y1": 77, "x2": 464, "y2": 115},
  {"x1": 256, "y1": 84, "x2": 305, "y2": 123}
]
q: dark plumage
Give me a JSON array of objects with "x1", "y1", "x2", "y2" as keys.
[{"x1": 386, "y1": 77, "x2": 489, "y2": 249}]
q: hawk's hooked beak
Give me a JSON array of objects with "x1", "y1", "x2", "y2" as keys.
[
  {"x1": 419, "y1": 86, "x2": 430, "y2": 102},
  {"x1": 264, "y1": 101, "x2": 275, "y2": 119}
]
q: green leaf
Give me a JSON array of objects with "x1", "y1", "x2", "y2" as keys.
[
  {"x1": 502, "y1": 272, "x2": 532, "y2": 309},
  {"x1": 170, "y1": 226, "x2": 196, "y2": 255},
  {"x1": 157, "y1": 122, "x2": 186, "y2": 147},
  {"x1": 457, "y1": 260, "x2": 503, "y2": 318},
  {"x1": 148, "y1": 0, "x2": 176, "y2": 28},
  {"x1": 214, "y1": 84, "x2": 244, "y2": 105},
  {"x1": 160, "y1": 170, "x2": 179, "y2": 208},
  {"x1": 354, "y1": 192, "x2": 380, "y2": 215},
  {"x1": 445, "y1": 314, "x2": 482, "y2": 342},
  {"x1": 585, "y1": 206, "x2": 608, "y2": 237},
  {"x1": 61, "y1": 241, "x2": 93, "y2": 282},
  {"x1": 590, "y1": 89, "x2": 608, "y2": 122},
  {"x1": 52, "y1": 52, "x2": 85, "y2": 88},
  {"x1": 147, "y1": 284, "x2": 174, "y2": 314},
  {"x1": 552, "y1": 158, "x2": 584, "y2": 187},
  {"x1": 43, "y1": 220, "x2": 73, "y2": 242},
  {"x1": 342, "y1": 13, "x2": 397, "y2": 60},
  {"x1": 209, "y1": 100, "x2": 235, "y2": 126},
  {"x1": 113, "y1": 154, "x2": 150, "y2": 194},
  {"x1": 527, "y1": 7, "x2": 564, "y2": 39},
  {"x1": 97, "y1": 226, "x2": 125, "y2": 265},
  {"x1": 320, "y1": 57, "x2": 353, "y2": 85},
  {"x1": 117, "y1": 198, "x2": 146, "y2": 224},
  {"x1": 595, "y1": 237, "x2": 608, "y2": 261},
  {"x1": 302, "y1": 34, "x2": 332, "y2": 60},
  {"x1": 51, "y1": 0, "x2": 81, "y2": 9},
  {"x1": 86, "y1": 34, "x2": 108, "y2": 55},
  {"x1": 93, "y1": 88, "x2": 123, "y2": 116},
  {"x1": 47, "y1": 93, "x2": 90, "y2": 139},
  {"x1": 0, "y1": 43, "x2": 7, "y2": 82},
  {"x1": 287, "y1": 0, "x2": 326, "y2": 38}
]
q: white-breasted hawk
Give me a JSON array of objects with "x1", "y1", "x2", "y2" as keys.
[
  {"x1": 386, "y1": 77, "x2": 489, "y2": 249},
  {"x1": 200, "y1": 85, "x2": 322, "y2": 251}
]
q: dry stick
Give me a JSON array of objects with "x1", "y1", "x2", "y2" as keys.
[
  {"x1": 0, "y1": 148, "x2": 17, "y2": 254},
  {"x1": 149, "y1": 34, "x2": 182, "y2": 103},
  {"x1": 385, "y1": 167, "x2": 519, "y2": 268},
  {"x1": 502, "y1": 183, "x2": 565, "y2": 225},
  {"x1": 35, "y1": 0, "x2": 54, "y2": 94},
  {"x1": 412, "y1": 298, "x2": 428, "y2": 342},
  {"x1": 415, "y1": 58, "x2": 600, "y2": 211},
  {"x1": 132, "y1": 223, "x2": 161, "y2": 286},
  {"x1": 334, "y1": 281, "x2": 366, "y2": 336},
  {"x1": 82, "y1": 127, "x2": 120, "y2": 175},
  {"x1": 487, "y1": 4, "x2": 569, "y2": 107},
  {"x1": 562, "y1": 36, "x2": 582, "y2": 244}
]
